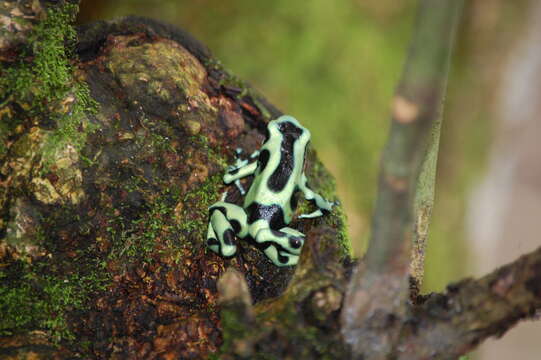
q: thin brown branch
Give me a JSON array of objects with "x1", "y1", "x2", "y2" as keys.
[
  {"x1": 341, "y1": 0, "x2": 464, "y2": 356},
  {"x1": 397, "y1": 246, "x2": 541, "y2": 360}
]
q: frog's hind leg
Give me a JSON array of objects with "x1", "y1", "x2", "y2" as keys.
[
  {"x1": 207, "y1": 202, "x2": 248, "y2": 258},
  {"x1": 298, "y1": 173, "x2": 337, "y2": 219},
  {"x1": 254, "y1": 227, "x2": 305, "y2": 266}
]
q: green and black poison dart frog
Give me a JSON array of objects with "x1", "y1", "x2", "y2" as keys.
[{"x1": 206, "y1": 115, "x2": 336, "y2": 266}]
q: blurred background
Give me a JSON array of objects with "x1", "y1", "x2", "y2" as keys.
[{"x1": 77, "y1": 0, "x2": 541, "y2": 358}]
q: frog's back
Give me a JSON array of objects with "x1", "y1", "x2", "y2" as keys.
[{"x1": 244, "y1": 116, "x2": 310, "y2": 225}]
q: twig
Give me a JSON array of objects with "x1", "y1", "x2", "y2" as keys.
[
  {"x1": 341, "y1": 0, "x2": 464, "y2": 356},
  {"x1": 397, "y1": 246, "x2": 541, "y2": 360}
]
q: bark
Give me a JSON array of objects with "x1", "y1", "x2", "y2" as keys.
[
  {"x1": 341, "y1": 1, "x2": 463, "y2": 357},
  {"x1": 398, "y1": 246, "x2": 541, "y2": 359},
  {"x1": 1, "y1": 2, "x2": 540, "y2": 360},
  {"x1": 0, "y1": 4, "x2": 349, "y2": 359}
]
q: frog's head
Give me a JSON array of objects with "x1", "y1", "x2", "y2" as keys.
[{"x1": 268, "y1": 115, "x2": 311, "y2": 147}]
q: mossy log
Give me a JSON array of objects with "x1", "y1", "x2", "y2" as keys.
[{"x1": 0, "y1": 3, "x2": 350, "y2": 359}]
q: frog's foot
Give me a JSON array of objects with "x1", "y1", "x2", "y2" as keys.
[
  {"x1": 299, "y1": 199, "x2": 339, "y2": 219},
  {"x1": 254, "y1": 227, "x2": 305, "y2": 266},
  {"x1": 207, "y1": 202, "x2": 248, "y2": 258},
  {"x1": 234, "y1": 148, "x2": 260, "y2": 160},
  {"x1": 227, "y1": 149, "x2": 260, "y2": 173},
  {"x1": 298, "y1": 173, "x2": 338, "y2": 217},
  {"x1": 299, "y1": 209, "x2": 325, "y2": 219}
]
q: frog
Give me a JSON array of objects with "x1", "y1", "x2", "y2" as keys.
[{"x1": 206, "y1": 115, "x2": 336, "y2": 266}]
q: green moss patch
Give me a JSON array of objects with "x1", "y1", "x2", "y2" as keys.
[
  {"x1": 107, "y1": 172, "x2": 223, "y2": 264},
  {"x1": 0, "y1": 260, "x2": 108, "y2": 342},
  {"x1": 304, "y1": 152, "x2": 352, "y2": 258},
  {"x1": 0, "y1": 3, "x2": 98, "y2": 166}
]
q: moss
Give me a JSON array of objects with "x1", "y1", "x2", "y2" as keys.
[
  {"x1": 178, "y1": 173, "x2": 223, "y2": 236},
  {"x1": 330, "y1": 205, "x2": 351, "y2": 257},
  {"x1": 0, "y1": 260, "x2": 108, "y2": 343},
  {"x1": 190, "y1": 134, "x2": 228, "y2": 168},
  {"x1": 305, "y1": 154, "x2": 352, "y2": 258},
  {"x1": 107, "y1": 172, "x2": 222, "y2": 263},
  {"x1": 0, "y1": 3, "x2": 99, "y2": 166},
  {"x1": 218, "y1": 307, "x2": 251, "y2": 354},
  {"x1": 108, "y1": 192, "x2": 174, "y2": 262}
]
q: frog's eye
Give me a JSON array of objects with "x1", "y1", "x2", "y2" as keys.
[{"x1": 289, "y1": 237, "x2": 303, "y2": 249}]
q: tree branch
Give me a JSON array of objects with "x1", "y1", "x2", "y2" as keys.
[
  {"x1": 341, "y1": 0, "x2": 463, "y2": 356},
  {"x1": 397, "y1": 246, "x2": 541, "y2": 360},
  {"x1": 410, "y1": 111, "x2": 443, "y2": 293},
  {"x1": 367, "y1": 0, "x2": 463, "y2": 285}
]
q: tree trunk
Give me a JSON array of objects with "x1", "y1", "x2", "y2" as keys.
[{"x1": 0, "y1": 1, "x2": 349, "y2": 358}]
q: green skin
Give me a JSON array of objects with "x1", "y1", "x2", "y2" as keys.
[{"x1": 206, "y1": 115, "x2": 335, "y2": 266}]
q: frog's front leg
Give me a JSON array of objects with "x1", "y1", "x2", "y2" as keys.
[
  {"x1": 207, "y1": 202, "x2": 248, "y2": 257},
  {"x1": 254, "y1": 226, "x2": 305, "y2": 266},
  {"x1": 223, "y1": 150, "x2": 259, "y2": 195},
  {"x1": 298, "y1": 173, "x2": 336, "y2": 219}
]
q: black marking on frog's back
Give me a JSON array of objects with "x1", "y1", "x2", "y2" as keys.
[
  {"x1": 267, "y1": 140, "x2": 294, "y2": 192},
  {"x1": 258, "y1": 149, "x2": 270, "y2": 173},
  {"x1": 246, "y1": 202, "x2": 286, "y2": 230},
  {"x1": 267, "y1": 122, "x2": 305, "y2": 192}
]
